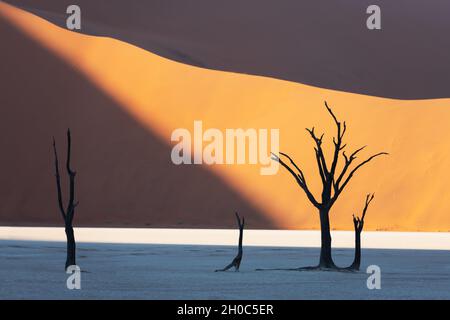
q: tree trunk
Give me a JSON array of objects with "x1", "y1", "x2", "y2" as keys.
[
  {"x1": 238, "y1": 220, "x2": 243, "y2": 256},
  {"x1": 65, "y1": 224, "x2": 76, "y2": 270},
  {"x1": 349, "y1": 228, "x2": 361, "y2": 270},
  {"x1": 318, "y1": 208, "x2": 336, "y2": 268},
  {"x1": 215, "y1": 213, "x2": 244, "y2": 272},
  {"x1": 53, "y1": 130, "x2": 78, "y2": 271}
]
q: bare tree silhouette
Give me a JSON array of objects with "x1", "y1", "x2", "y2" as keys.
[
  {"x1": 215, "y1": 212, "x2": 245, "y2": 272},
  {"x1": 272, "y1": 101, "x2": 387, "y2": 270},
  {"x1": 52, "y1": 129, "x2": 78, "y2": 270},
  {"x1": 347, "y1": 194, "x2": 374, "y2": 271}
]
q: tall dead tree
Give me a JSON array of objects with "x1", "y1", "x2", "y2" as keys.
[
  {"x1": 215, "y1": 212, "x2": 245, "y2": 272},
  {"x1": 52, "y1": 129, "x2": 78, "y2": 270},
  {"x1": 348, "y1": 194, "x2": 374, "y2": 271},
  {"x1": 272, "y1": 101, "x2": 387, "y2": 269}
]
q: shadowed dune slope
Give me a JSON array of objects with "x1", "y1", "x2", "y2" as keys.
[
  {"x1": 1, "y1": 3, "x2": 450, "y2": 231},
  {"x1": 4, "y1": 0, "x2": 450, "y2": 99},
  {"x1": 0, "y1": 13, "x2": 274, "y2": 229}
]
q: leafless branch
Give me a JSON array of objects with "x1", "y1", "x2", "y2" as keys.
[{"x1": 272, "y1": 152, "x2": 320, "y2": 208}]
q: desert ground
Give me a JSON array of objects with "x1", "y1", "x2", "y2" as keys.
[
  {"x1": 1, "y1": 228, "x2": 449, "y2": 299},
  {"x1": 1, "y1": 242, "x2": 450, "y2": 299}
]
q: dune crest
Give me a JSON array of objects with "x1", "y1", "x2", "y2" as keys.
[{"x1": 4, "y1": 0, "x2": 450, "y2": 99}]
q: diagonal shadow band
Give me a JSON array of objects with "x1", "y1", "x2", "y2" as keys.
[{"x1": 0, "y1": 14, "x2": 277, "y2": 229}]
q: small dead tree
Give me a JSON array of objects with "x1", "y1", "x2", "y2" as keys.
[
  {"x1": 272, "y1": 101, "x2": 387, "y2": 270},
  {"x1": 348, "y1": 194, "x2": 374, "y2": 271},
  {"x1": 215, "y1": 212, "x2": 245, "y2": 272},
  {"x1": 52, "y1": 129, "x2": 78, "y2": 270}
]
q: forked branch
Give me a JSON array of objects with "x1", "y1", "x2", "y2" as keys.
[
  {"x1": 353, "y1": 193, "x2": 374, "y2": 232},
  {"x1": 332, "y1": 152, "x2": 387, "y2": 206},
  {"x1": 53, "y1": 129, "x2": 78, "y2": 270},
  {"x1": 53, "y1": 129, "x2": 78, "y2": 224},
  {"x1": 348, "y1": 193, "x2": 375, "y2": 271}
]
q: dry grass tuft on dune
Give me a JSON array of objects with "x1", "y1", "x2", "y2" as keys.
[{"x1": 1, "y1": 2, "x2": 450, "y2": 231}]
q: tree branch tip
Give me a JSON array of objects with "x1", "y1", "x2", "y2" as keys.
[{"x1": 270, "y1": 152, "x2": 280, "y2": 161}]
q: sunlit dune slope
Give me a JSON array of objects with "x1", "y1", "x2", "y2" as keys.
[{"x1": 1, "y1": 3, "x2": 450, "y2": 231}]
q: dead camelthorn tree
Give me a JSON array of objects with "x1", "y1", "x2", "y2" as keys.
[
  {"x1": 272, "y1": 101, "x2": 387, "y2": 270},
  {"x1": 348, "y1": 194, "x2": 374, "y2": 271},
  {"x1": 52, "y1": 129, "x2": 79, "y2": 270},
  {"x1": 215, "y1": 212, "x2": 245, "y2": 272}
]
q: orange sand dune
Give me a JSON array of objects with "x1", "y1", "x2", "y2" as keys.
[
  {"x1": 5, "y1": 0, "x2": 450, "y2": 99},
  {"x1": 1, "y1": 3, "x2": 450, "y2": 231}
]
